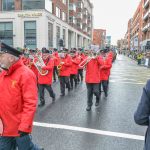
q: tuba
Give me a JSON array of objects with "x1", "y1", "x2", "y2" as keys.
[{"x1": 31, "y1": 52, "x2": 48, "y2": 76}]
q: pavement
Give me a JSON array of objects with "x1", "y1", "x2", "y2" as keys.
[{"x1": 32, "y1": 54, "x2": 150, "y2": 150}]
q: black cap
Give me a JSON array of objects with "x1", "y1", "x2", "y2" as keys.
[
  {"x1": 0, "y1": 42, "x2": 22, "y2": 57},
  {"x1": 63, "y1": 48, "x2": 69, "y2": 53},
  {"x1": 42, "y1": 47, "x2": 49, "y2": 53},
  {"x1": 70, "y1": 50, "x2": 76, "y2": 54},
  {"x1": 29, "y1": 49, "x2": 36, "y2": 53},
  {"x1": 54, "y1": 48, "x2": 57, "y2": 52}
]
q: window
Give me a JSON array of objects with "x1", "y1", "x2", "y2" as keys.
[
  {"x1": 22, "y1": 0, "x2": 44, "y2": 10},
  {"x1": 62, "y1": 0, "x2": 67, "y2": 5},
  {"x1": 56, "y1": 7, "x2": 61, "y2": 18},
  {"x1": 45, "y1": 0, "x2": 52, "y2": 13},
  {"x1": 62, "y1": 12, "x2": 66, "y2": 21},
  {"x1": 0, "y1": 22, "x2": 13, "y2": 46},
  {"x1": 69, "y1": 3, "x2": 76, "y2": 12},
  {"x1": 48, "y1": 22, "x2": 53, "y2": 48},
  {"x1": 69, "y1": 16, "x2": 76, "y2": 24},
  {"x1": 24, "y1": 21, "x2": 36, "y2": 49},
  {"x1": 56, "y1": 26, "x2": 60, "y2": 49},
  {"x1": 63, "y1": 29, "x2": 66, "y2": 47},
  {"x1": 2, "y1": 0, "x2": 15, "y2": 11}
]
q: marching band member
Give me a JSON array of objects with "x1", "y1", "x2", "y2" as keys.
[
  {"x1": 99, "y1": 49, "x2": 112, "y2": 97},
  {"x1": 81, "y1": 50, "x2": 104, "y2": 111},
  {"x1": 70, "y1": 50, "x2": 80, "y2": 89},
  {"x1": 38, "y1": 48, "x2": 56, "y2": 107},
  {"x1": 0, "y1": 43, "x2": 43, "y2": 149},
  {"x1": 58, "y1": 49, "x2": 72, "y2": 96},
  {"x1": 77, "y1": 49, "x2": 86, "y2": 83},
  {"x1": 53, "y1": 48, "x2": 60, "y2": 82}
]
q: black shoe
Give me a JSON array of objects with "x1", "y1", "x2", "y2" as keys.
[
  {"x1": 52, "y1": 95, "x2": 56, "y2": 102},
  {"x1": 68, "y1": 88, "x2": 71, "y2": 92},
  {"x1": 95, "y1": 102, "x2": 99, "y2": 106},
  {"x1": 60, "y1": 93, "x2": 65, "y2": 96},
  {"x1": 38, "y1": 102, "x2": 45, "y2": 107},
  {"x1": 105, "y1": 92, "x2": 108, "y2": 97},
  {"x1": 86, "y1": 106, "x2": 91, "y2": 111}
]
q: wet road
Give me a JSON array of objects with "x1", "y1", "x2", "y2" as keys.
[{"x1": 32, "y1": 55, "x2": 150, "y2": 150}]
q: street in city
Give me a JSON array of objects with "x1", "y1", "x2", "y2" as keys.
[{"x1": 31, "y1": 55, "x2": 150, "y2": 150}]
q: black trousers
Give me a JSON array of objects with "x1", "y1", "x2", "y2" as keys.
[
  {"x1": 70, "y1": 74, "x2": 77, "y2": 88},
  {"x1": 38, "y1": 84, "x2": 55, "y2": 102},
  {"x1": 77, "y1": 69, "x2": 83, "y2": 82},
  {"x1": 99, "y1": 80, "x2": 108, "y2": 95},
  {"x1": 53, "y1": 66, "x2": 58, "y2": 81},
  {"x1": 86, "y1": 83, "x2": 100, "y2": 107},
  {"x1": 59, "y1": 76, "x2": 70, "y2": 94}
]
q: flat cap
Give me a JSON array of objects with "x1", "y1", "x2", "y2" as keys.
[{"x1": 0, "y1": 42, "x2": 22, "y2": 57}]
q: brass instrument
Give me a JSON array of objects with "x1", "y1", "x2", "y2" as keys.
[
  {"x1": 57, "y1": 62, "x2": 63, "y2": 76},
  {"x1": 30, "y1": 53, "x2": 48, "y2": 76},
  {"x1": 79, "y1": 51, "x2": 99, "y2": 68}
]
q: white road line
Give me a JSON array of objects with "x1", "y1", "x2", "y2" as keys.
[
  {"x1": 109, "y1": 80, "x2": 145, "y2": 85},
  {"x1": 33, "y1": 122, "x2": 144, "y2": 141}
]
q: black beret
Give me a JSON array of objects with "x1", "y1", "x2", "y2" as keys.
[{"x1": 0, "y1": 42, "x2": 22, "y2": 57}]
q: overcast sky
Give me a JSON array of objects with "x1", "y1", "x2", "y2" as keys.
[{"x1": 91, "y1": 0, "x2": 141, "y2": 45}]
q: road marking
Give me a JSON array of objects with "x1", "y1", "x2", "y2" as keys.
[
  {"x1": 109, "y1": 80, "x2": 145, "y2": 85},
  {"x1": 33, "y1": 122, "x2": 144, "y2": 141}
]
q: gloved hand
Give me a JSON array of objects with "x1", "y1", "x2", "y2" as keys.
[{"x1": 18, "y1": 131, "x2": 29, "y2": 137}]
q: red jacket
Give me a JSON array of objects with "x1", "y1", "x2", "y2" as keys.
[
  {"x1": 78, "y1": 54, "x2": 86, "y2": 69},
  {"x1": 70, "y1": 56, "x2": 80, "y2": 75},
  {"x1": 85, "y1": 56, "x2": 103, "y2": 83},
  {"x1": 107, "y1": 51, "x2": 114, "y2": 62},
  {"x1": 100, "y1": 57, "x2": 112, "y2": 81},
  {"x1": 0, "y1": 59, "x2": 38, "y2": 137},
  {"x1": 53, "y1": 52, "x2": 60, "y2": 66},
  {"x1": 38, "y1": 58, "x2": 54, "y2": 84},
  {"x1": 59, "y1": 55, "x2": 72, "y2": 77}
]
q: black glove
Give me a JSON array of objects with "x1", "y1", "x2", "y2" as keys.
[{"x1": 18, "y1": 131, "x2": 29, "y2": 137}]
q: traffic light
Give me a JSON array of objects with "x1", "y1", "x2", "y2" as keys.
[{"x1": 59, "y1": 39, "x2": 64, "y2": 47}]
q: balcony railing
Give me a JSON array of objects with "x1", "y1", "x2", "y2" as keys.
[
  {"x1": 143, "y1": 10, "x2": 150, "y2": 20},
  {"x1": 142, "y1": 23, "x2": 150, "y2": 32},
  {"x1": 144, "y1": 0, "x2": 149, "y2": 8}
]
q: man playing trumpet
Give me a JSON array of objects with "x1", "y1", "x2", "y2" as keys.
[{"x1": 80, "y1": 49, "x2": 104, "y2": 111}]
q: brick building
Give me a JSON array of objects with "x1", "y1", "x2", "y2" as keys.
[
  {"x1": 142, "y1": 0, "x2": 150, "y2": 50},
  {"x1": 130, "y1": 0, "x2": 143, "y2": 51},
  {"x1": 92, "y1": 29, "x2": 106, "y2": 49},
  {"x1": 0, "y1": 0, "x2": 93, "y2": 49}
]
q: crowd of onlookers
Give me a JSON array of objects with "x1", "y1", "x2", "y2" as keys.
[{"x1": 118, "y1": 49, "x2": 150, "y2": 67}]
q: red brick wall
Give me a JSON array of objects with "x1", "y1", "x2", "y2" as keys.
[
  {"x1": 52, "y1": 0, "x2": 68, "y2": 21},
  {"x1": 93, "y1": 29, "x2": 106, "y2": 46},
  {"x1": 15, "y1": 0, "x2": 22, "y2": 10}
]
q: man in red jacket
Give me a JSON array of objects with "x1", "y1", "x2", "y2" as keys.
[
  {"x1": 59, "y1": 49, "x2": 72, "y2": 96},
  {"x1": 53, "y1": 48, "x2": 60, "y2": 82},
  {"x1": 0, "y1": 43, "x2": 43, "y2": 149},
  {"x1": 99, "y1": 49, "x2": 112, "y2": 97},
  {"x1": 38, "y1": 48, "x2": 55, "y2": 107},
  {"x1": 85, "y1": 50, "x2": 104, "y2": 111},
  {"x1": 77, "y1": 49, "x2": 86, "y2": 83},
  {"x1": 70, "y1": 50, "x2": 80, "y2": 89}
]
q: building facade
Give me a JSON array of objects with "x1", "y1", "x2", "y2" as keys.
[
  {"x1": 130, "y1": 0, "x2": 143, "y2": 51},
  {"x1": 92, "y1": 29, "x2": 106, "y2": 49},
  {"x1": 142, "y1": 0, "x2": 150, "y2": 50},
  {"x1": 0, "y1": 0, "x2": 93, "y2": 49}
]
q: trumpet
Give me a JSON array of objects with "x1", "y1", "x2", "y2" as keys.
[{"x1": 79, "y1": 53, "x2": 98, "y2": 68}]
